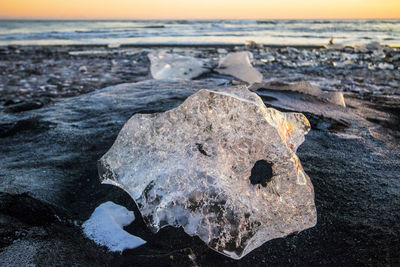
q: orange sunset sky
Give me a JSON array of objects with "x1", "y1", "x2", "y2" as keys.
[{"x1": 0, "y1": 0, "x2": 399, "y2": 20}]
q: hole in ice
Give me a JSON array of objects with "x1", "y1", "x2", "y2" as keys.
[
  {"x1": 196, "y1": 143, "x2": 210, "y2": 157},
  {"x1": 249, "y1": 160, "x2": 273, "y2": 187}
]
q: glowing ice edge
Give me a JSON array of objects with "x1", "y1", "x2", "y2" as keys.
[{"x1": 82, "y1": 201, "x2": 146, "y2": 252}]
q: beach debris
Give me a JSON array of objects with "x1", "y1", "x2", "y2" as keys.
[
  {"x1": 365, "y1": 41, "x2": 385, "y2": 51},
  {"x1": 99, "y1": 87, "x2": 317, "y2": 259},
  {"x1": 217, "y1": 48, "x2": 228, "y2": 54},
  {"x1": 378, "y1": 63, "x2": 395, "y2": 70},
  {"x1": 82, "y1": 201, "x2": 146, "y2": 252},
  {"x1": 391, "y1": 53, "x2": 400, "y2": 61},
  {"x1": 296, "y1": 60, "x2": 318, "y2": 67},
  {"x1": 259, "y1": 54, "x2": 275, "y2": 63},
  {"x1": 245, "y1": 40, "x2": 264, "y2": 49},
  {"x1": 352, "y1": 44, "x2": 369, "y2": 53},
  {"x1": 108, "y1": 43, "x2": 121, "y2": 49},
  {"x1": 371, "y1": 50, "x2": 386, "y2": 60},
  {"x1": 69, "y1": 50, "x2": 110, "y2": 56},
  {"x1": 250, "y1": 81, "x2": 346, "y2": 107},
  {"x1": 286, "y1": 47, "x2": 300, "y2": 54},
  {"x1": 352, "y1": 42, "x2": 389, "y2": 53},
  {"x1": 324, "y1": 43, "x2": 345, "y2": 50},
  {"x1": 148, "y1": 51, "x2": 212, "y2": 80},
  {"x1": 332, "y1": 60, "x2": 354, "y2": 69},
  {"x1": 78, "y1": 66, "x2": 88, "y2": 73},
  {"x1": 215, "y1": 52, "x2": 263, "y2": 84}
]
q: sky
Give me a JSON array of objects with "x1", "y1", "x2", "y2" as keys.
[{"x1": 0, "y1": 0, "x2": 399, "y2": 20}]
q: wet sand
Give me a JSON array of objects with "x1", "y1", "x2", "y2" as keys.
[
  {"x1": 1, "y1": 43, "x2": 399, "y2": 110},
  {"x1": 0, "y1": 44, "x2": 399, "y2": 266}
]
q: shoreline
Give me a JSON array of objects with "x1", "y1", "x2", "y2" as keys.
[
  {"x1": 1, "y1": 43, "x2": 325, "y2": 49},
  {"x1": 2, "y1": 43, "x2": 400, "y2": 49}
]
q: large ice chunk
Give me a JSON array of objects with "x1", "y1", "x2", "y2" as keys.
[
  {"x1": 148, "y1": 51, "x2": 211, "y2": 80},
  {"x1": 82, "y1": 201, "x2": 146, "y2": 252},
  {"x1": 99, "y1": 87, "x2": 316, "y2": 259}
]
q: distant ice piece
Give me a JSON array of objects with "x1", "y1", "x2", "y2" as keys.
[
  {"x1": 148, "y1": 51, "x2": 211, "y2": 80},
  {"x1": 108, "y1": 43, "x2": 121, "y2": 49},
  {"x1": 250, "y1": 81, "x2": 346, "y2": 107},
  {"x1": 215, "y1": 51, "x2": 263, "y2": 84},
  {"x1": 82, "y1": 201, "x2": 146, "y2": 252},
  {"x1": 350, "y1": 42, "x2": 389, "y2": 53}
]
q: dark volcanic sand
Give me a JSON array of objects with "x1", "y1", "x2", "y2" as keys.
[{"x1": 0, "y1": 44, "x2": 399, "y2": 266}]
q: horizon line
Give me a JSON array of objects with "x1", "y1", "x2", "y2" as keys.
[{"x1": 1, "y1": 17, "x2": 400, "y2": 21}]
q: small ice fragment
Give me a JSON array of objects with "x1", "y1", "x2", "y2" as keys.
[
  {"x1": 108, "y1": 43, "x2": 121, "y2": 49},
  {"x1": 215, "y1": 51, "x2": 263, "y2": 84},
  {"x1": 82, "y1": 201, "x2": 146, "y2": 252},
  {"x1": 78, "y1": 66, "x2": 88, "y2": 73},
  {"x1": 148, "y1": 51, "x2": 211, "y2": 80}
]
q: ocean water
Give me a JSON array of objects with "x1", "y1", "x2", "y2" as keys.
[{"x1": 0, "y1": 19, "x2": 399, "y2": 46}]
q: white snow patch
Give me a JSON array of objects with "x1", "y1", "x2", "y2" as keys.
[{"x1": 82, "y1": 201, "x2": 146, "y2": 252}]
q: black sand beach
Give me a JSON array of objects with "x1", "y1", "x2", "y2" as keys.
[{"x1": 1, "y1": 44, "x2": 399, "y2": 266}]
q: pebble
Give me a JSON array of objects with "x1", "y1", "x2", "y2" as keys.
[
  {"x1": 333, "y1": 61, "x2": 353, "y2": 68},
  {"x1": 378, "y1": 63, "x2": 394, "y2": 70},
  {"x1": 217, "y1": 48, "x2": 228, "y2": 54},
  {"x1": 107, "y1": 43, "x2": 121, "y2": 49},
  {"x1": 78, "y1": 66, "x2": 88, "y2": 73}
]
